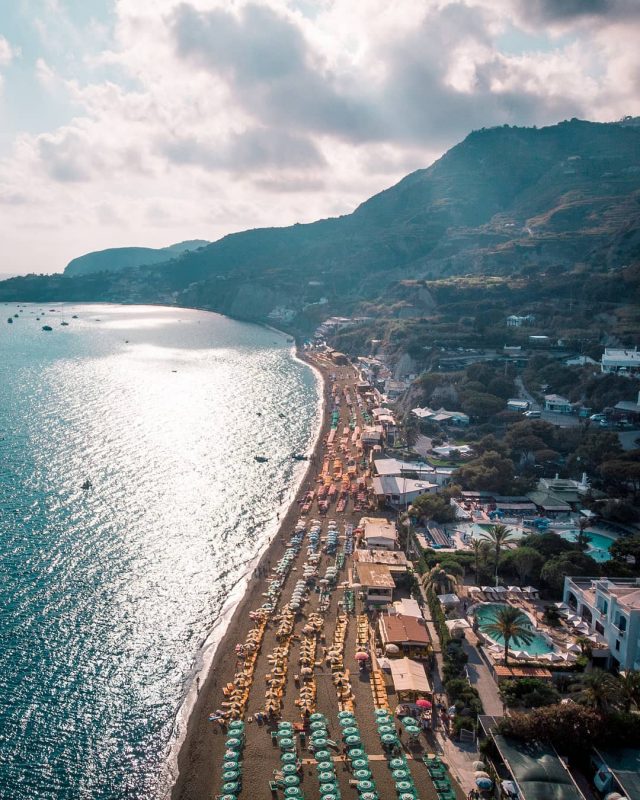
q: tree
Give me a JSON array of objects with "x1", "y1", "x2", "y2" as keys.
[
  {"x1": 481, "y1": 524, "x2": 516, "y2": 585},
  {"x1": 610, "y1": 535, "x2": 640, "y2": 565},
  {"x1": 540, "y1": 552, "x2": 601, "y2": 596},
  {"x1": 483, "y1": 605, "x2": 534, "y2": 666},
  {"x1": 500, "y1": 678, "x2": 560, "y2": 709},
  {"x1": 470, "y1": 539, "x2": 483, "y2": 584},
  {"x1": 497, "y1": 704, "x2": 602, "y2": 753},
  {"x1": 575, "y1": 669, "x2": 618, "y2": 713},
  {"x1": 600, "y1": 459, "x2": 640, "y2": 491},
  {"x1": 422, "y1": 564, "x2": 460, "y2": 595},
  {"x1": 519, "y1": 531, "x2": 577, "y2": 558},
  {"x1": 510, "y1": 547, "x2": 545, "y2": 585},
  {"x1": 453, "y1": 451, "x2": 516, "y2": 494},
  {"x1": 618, "y1": 671, "x2": 640, "y2": 712},
  {"x1": 410, "y1": 493, "x2": 456, "y2": 523},
  {"x1": 460, "y1": 391, "x2": 505, "y2": 420}
]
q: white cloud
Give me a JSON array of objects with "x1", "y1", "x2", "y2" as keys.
[
  {"x1": 0, "y1": 0, "x2": 638, "y2": 275},
  {"x1": 0, "y1": 35, "x2": 17, "y2": 67}
]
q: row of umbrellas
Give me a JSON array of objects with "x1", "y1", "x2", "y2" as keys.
[
  {"x1": 311, "y1": 714, "x2": 343, "y2": 800},
  {"x1": 218, "y1": 720, "x2": 246, "y2": 798},
  {"x1": 375, "y1": 709, "x2": 418, "y2": 799},
  {"x1": 338, "y1": 711, "x2": 379, "y2": 800},
  {"x1": 274, "y1": 721, "x2": 304, "y2": 798}
]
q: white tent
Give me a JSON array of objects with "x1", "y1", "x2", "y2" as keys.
[
  {"x1": 445, "y1": 618, "x2": 471, "y2": 632},
  {"x1": 494, "y1": 586, "x2": 508, "y2": 594},
  {"x1": 507, "y1": 586, "x2": 523, "y2": 594},
  {"x1": 389, "y1": 657, "x2": 431, "y2": 696}
]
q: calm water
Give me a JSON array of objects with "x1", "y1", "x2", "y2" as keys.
[
  {"x1": 0, "y1": 304, "x2": 320, "y2": 799},
  {"x1": 475, "y1": 603, "x2": 553, "y2": 655},
  {"x1": 558, "y1": 529, "x2": 615, "y2": 562}
]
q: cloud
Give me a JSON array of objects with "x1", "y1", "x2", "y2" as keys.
[
  {"x1": 0, "y1": 35, "x2": 17, "y2": 67},
  {"x1": 514, "y1": 0, "x2": 640, "y2": 25}
]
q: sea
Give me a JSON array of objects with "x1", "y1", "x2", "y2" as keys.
[{"x1": 0, "y1": 303, "x2": 322, "y2": 799}]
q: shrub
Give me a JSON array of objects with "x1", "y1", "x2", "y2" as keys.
[{"x1": 500, "y1": 678, "x2": 560, "y2": 709}]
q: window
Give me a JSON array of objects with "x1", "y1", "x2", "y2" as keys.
[
  {"x1": 615, "y1": 640, "x2": 620, "y2": 651},
  {"x1": 618, "y1": 615, "x2": 627, "y2": 632}
]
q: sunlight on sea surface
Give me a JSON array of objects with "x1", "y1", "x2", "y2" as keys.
[{"x1": 0, "y1": 304, "x2": 320, "y2": 799}]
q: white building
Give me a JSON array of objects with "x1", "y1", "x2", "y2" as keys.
[
  {"x1": 544, "y1": 394, "x2": 573, "y2": 414},
  {"x1": 601, "y1": 347, "x2": 640, "y2": 376},
  {"x1": 359, "y1": 517, "x2": 398, "y2": 550},
  {"x1": 564, "y1": 577, "x2": 640, "y2": 670},
  {"x1": 372, "y1": 475, "x2": 438, "y2": 509},
  {"x1": 506, "y1": 314, "x2": 535, "y2": 327}
]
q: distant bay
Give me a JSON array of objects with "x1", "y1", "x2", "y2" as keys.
[{"x1": 0, "y1": 304, "x2": 321, "y2": 799}]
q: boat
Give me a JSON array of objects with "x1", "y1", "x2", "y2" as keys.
[
  {"x1": 287, "y1": 338, "x2": 294, "y2": 344},
  {"x1": 60, "y1": 322, "x2": 69, "y2": 326},
  {"x1": 72, "y1": 315, "x2": 78, "y2": 319},
  {"x1": 81, "y1": 479, "x2": 92, "y2": 490},
  {"x1": 292, "y1": 454, "x2": 308, "y2": 461},
  {"x1": 254, "y1": 456, "x2": 269, "y2": 463},
  {"x1": 42, "y1": 325, "x2": 53, "y2": 332},
  {"x1": 7, "y1": 318, "x2": 12, "y2": 324}
]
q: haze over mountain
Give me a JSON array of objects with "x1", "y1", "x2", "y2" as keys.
[{"x1": 2, "y1": 119, "x2": 639, "y2": 331}]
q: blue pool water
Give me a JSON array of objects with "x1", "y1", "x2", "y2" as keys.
[
  {"x1": 474, "y1": 603, "x2": 554, "y2": 655},
  {"x1": 558, "y1": 529, "x2": 616, "y2": 562}
]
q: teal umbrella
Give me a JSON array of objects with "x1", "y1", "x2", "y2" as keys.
[
  {"x1": 374, "y1": 708, "x2": 388, "y2": 716},
  {"x1": 339, "y1": 717, "x2": 356, "y2": 728},
  {"x1": 284, "y1": 775, "x2": 301, "y2": 787},
  {"x1": 342, "y1": 726, "x2": 359, "y2": 737},
  {"x1": 318, "y1": 772, "x2": 335, "y2": 783},
  {"x1": 277, "y1": 728, "x2": 293, "y2": 737},
  {"x1": 361, "y1": 794, "x2": 378, "y2": 800},
  {"x1": 281, "y1": 752, "x2": 297, "y2": 764},
  {"x1": 311, "y1": 736, "x2": 328, "y2": 747},
  {"x1": 348, "y1": 748, "x2": 364, "y2": 759},
  {"x1": 320, "y1": 784, "x2": 337, "y2": 795},
  {"x1": 222, "y1": 782, "x2": 240, "y2": 794},
  {"x1": 345, "y1": 735, "x2": 361, "y2": 746},
  {"x1": 223, "y1": 750, "x2": 240, "y2": 762},
  {"x1": 357, "y1": 780, "x2": 374, "y2": 792},
  {"x1": 399, "y1": 794, "x2": 417, "y2": 800},
  {"x1": 282, "y1": 764, "x2": 297, "y2": 775},
  {"x1": 337, "y1": 710, "x2": 353, "y2": 719},
  {"x1": 223, "y1": 761, "x2": 239, "y2": 771},
  {"x1": 392, "y1": 769, "x2": 409, "y2": 780},
  {"x1": 317, "y1": 761, "x2": 333, "y2": 771},
  {"x1": 228, "y1": 720, "x2": 244, "y2": 731},
  {"x1": 353, "y1": 769, "x2": 371, "y2": 780},
  {"x1": 279, "y1": 737, "x2": 295, "y2": 749},
  {"x1": 352, "y1": 758, "x2": 368, "y2": 769},
  {"x1": 284, "y1": 789, "x2": 302, "y2": 799},
  {"x1": 389, "y1": 758, "x2": 406, "y2": 769},
  {"x1": 381, "y1": 733, "x2": 398, "y2": 744},
  {"x1": 401, "y1": 716, "x2": 415, "y2": 726},
  {"x1": 377, "y1": 725, "x2": 394, "y2": 735},
  {"x1": 395, "y1": 781, "x2": 414, "y2": 792},
  {"x1": 314, "y1": 749, "x2": 331, "y2": 761},
  {"x1": 222, "y1": 769, "x2": 239, "y2": 781},
  {"x1": 219, "y1": 796, "x2": 236, "y2": 800},
  {"x1": 225, "y1": 737, "x2": 242, "y2": 750},
  {"x1": 310, "y1": 713, "x2": 326, "y2": 722},
  {"x1": 310, "y1": 721, "x2": 327, "y2": 731}
]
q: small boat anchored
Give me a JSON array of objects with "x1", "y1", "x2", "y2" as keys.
[
  {"x1": 254, "y1": 456, "x2": 269, "y2": 463},
  {"x1": 81, "y1": 479, "x2": 92, "y2": 490}
]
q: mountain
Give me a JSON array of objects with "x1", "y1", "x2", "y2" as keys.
[
  {"x1": 1, "y1": 119, "x2": 639, "y2": 330},
  {"x1": 64, "y1": 240, "x2": 210, "y2": 277}
]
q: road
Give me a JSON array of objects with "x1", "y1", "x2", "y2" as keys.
[{"x1": 515, "y1": 376, "x2": 580, "y2": 428}]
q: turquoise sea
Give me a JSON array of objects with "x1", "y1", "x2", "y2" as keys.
[{"x1": 0, "y1": 304, "x2": 321, "y2": 799}]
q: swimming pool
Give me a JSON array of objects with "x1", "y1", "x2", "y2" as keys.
[
  {"x1": 557, "y1": 529, "x2": 616, "y2": 562},
  {"x1": 474, "y1": 603, "x2": 554, "y2": 655}
]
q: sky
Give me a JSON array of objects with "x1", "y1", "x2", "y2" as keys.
[{"x1": 0, "y1": 0, "x2": 639, "y2": 276}]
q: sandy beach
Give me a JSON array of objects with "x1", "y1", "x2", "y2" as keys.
[{"x1": 171, "y1": 350, "x2": 460, "y2": 800}]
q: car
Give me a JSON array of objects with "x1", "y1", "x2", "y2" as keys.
[
  {"x1": 524, "y1": 410, "x2": 541, "y2": 418},
  {"x1": 590, "y1": 414, "x2": 606, "y2": 422}
]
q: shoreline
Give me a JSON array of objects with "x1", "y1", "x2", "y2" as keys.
[{"x1": 169, "y1": 347, "x2": 331, "y2": 800}]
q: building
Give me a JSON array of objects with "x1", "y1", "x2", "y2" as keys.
[
  {"x1": 529, "y1": 335, "x2": 552, "y2": 346},
  {"x1": 507, "y1": 399, "x2": 529, "y2": 412},
  {"x1": 565, "y1": 355, "x2": 598, "y2": 367},
  {"x1": 352, "y1": 562, "x2": 395, "y2": 607},
  {"x1": 388, "y1": 657, "x2": 432, "y2": 700},
  {"x1": 411, "y1": 407, "x2": 470, "y2": 426},
  {"x1": 359, "y1": 517, "x2": 398, "y2": 550},
  {"x1": 378, "y1": 613, "x2": 431, "y2": 658},
  {"x1": 614, "y1": 391, "x2": 640, "y2": 422},
  {"x1": 373, "y1": 458, "x2": 434, "y2": 479},
  {"x1": 527, "y1": 474, "x2": 592, "y2": 515},
  {"x1": 506, "y1": 314, "x2": 535, "y2": 327},
  {"x1": 372, "y1": 475, "x2": 438, "y2": 509},
  {"x1": 544, "y1": 394, "x2": 573, "y2": 414},
  {"x1": 361, "y1": 425, "x2": 384, "y2": 449},
  {"x1": 601, "y1": 347, "x2": 640, "y2": 376},
  {"x1": 354, "y1": 548, "x2": 410, "y2": 579},
  {"x1": 564, "y1": 577, "x2": 640, "y2": 670},
  {"x1": 593, "y1": 747, "x2": 640, "y2": 800}
]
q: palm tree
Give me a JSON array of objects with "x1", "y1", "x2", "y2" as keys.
[
  {"x1": 483, "y1": 605, "x2": 534, "y2": 666},
  {"x1": 470, "y1": 539, "x2": 483, "y2": 584},
  {"x1": 575, "y1": 636, "x2": 593, "y2": 659},
  {"x1": 576, "y1": 669, "x2": 618, "y2": 713},
  {"x1": 423, "y1": 564, "x2": 459, "y2": 595},
  {"x1": 618, "y1": 671, "x2": 640, "y2": 712},
  {"x1": 481, "y1": 524, "x2": 516, "y2": 586},
  {"x1": 575, "y1": 517, "x2": 592, "y2": 552}
]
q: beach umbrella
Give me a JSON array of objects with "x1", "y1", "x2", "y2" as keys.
[
  {"x1": 222, "y1": 769, "x2": 239, "y2": 781},
  {"x1": 342, "y1": 726, "x2": 359, "y2": 737},
  {"x1": 281, "y1": 752, "x2": 297, "y2": 763},
  {"x1": 401, "y1": 716, "x2": 415, "y2": 726},
  {"x1": 405, "y1": 726, "x2": 420, "y2": 737},
  {"x1": 416, "y1": 698, "x2": 431, "y2": 709},
  {"x1": 320, "y1": 783, "x2": 338, "y2": 795},
  {"x1": 219, "y1": 796, "x2": 236, "y2": 800},
  {"x1": 476, "y1": 777, "x2": 493, "y2": 790},
  {"x1": 223, "y1": 750, "x2": 240, "y2": 762},
  {"x1": 354, "y1": 769, "x2": 372, "y2": 780},
  {"x1": 472, "y1": 761, "x2": 486, "y2": 770},
  {"x1": 222, "y1": 782, "x2": 240, "y2": 795},
  {"x1": 392, "y1": 769, "x2": 409, "y2": 780},
  {"x1": 399, "y1": 794, "x2": 416, "y2": 800},
  {"x1": 312, "y1": 737, "x2": 328, "y2": 748},
  {"x1": 377, "y1": 724, "x2": 394, "y2": 735},
  {"x1": 284, "y1": 790, "x2": 302, "y2": 799},
  {"x1": 352, "y1": 758, "x2": 369, "y2": 769},
  {"x1": 361, "y1": 794, "x2": 378, "y2": 800},
  {"x1": 225, "y1": 737, "x2": 242, "y2": 750},
  {"x1": 318, "y1": 772, "x2": 336, "y2": 783},
  {"x1": 311, "y1": 720, "x2": 327, "y2": 731},
  {"x1": 357, "y1": 781, "x2": 375, "y2": 792},
  {"x1": 310, "y1": 713, "x2": 326, "y2": 722},
  {"x1": 317, "y1": 760, "x2": 333, "y2": 771},
  {"x1": 382, "y1": 733, "x2": 398, "y2": 745},
  {"x1": 395, "y1": 781, "x2": 414, "y2": 792},
  {"x1": 314, "y1": 749, "x2": 331, "y2": 761},
  {"x1": 339, "y1": 714, "x2": 356, "y2": 725},
  {"x1": 337, "y1": 710, "x2": 353, "y2": 719},
  {"x1": 279, "y1": 737, "x2": 295, "y2": 749},
  {"x1": 389, "y1": 758, "x2": 406, "y2": 769},
  {"x1": 284, "y1": 775, "x2": 301, "y2": 788},
  {"x1": 355, "y1": 651, "x2": 369, "y2": 660},
  {"x1": 282, "y1": 764, "x2": 297, "y2": 776},
  {"x1": 345, "y1": 735, "x2": 361, "y2": 746},
  {"x1": 228, "y1": 720, "x2": 244, "y2": 731}
]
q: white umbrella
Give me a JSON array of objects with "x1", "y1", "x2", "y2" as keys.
[
  {"x1": 548, "y1": 652, "x2": 565, "y2": 662},
  {"x1": 554, "y1": 602, "x2": 569, "y2": 610},
  {"x1": 566, "y1": 643, "x2": 581, "y2": 653},
  {"x1": 566, "y1": 615, "x2": 580, "y2": 624},
  {"x1": 494, "y1": 586, "x2": 507, "y2": 594},
  {"x1": 507, "y1": 586, "x2": 523, "y2": 593},
  {"x1": 481, "y1": 586, "x2": 493, "y2": 593}
]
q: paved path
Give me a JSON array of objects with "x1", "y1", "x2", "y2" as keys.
[{"x1": 462, "y1": 640, "x2": 503, "y2": 716}]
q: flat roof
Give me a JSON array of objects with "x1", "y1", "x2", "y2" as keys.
[
  {"x1": 355, "y1": 562, "x2": 395, "y2": 589},
  {"x1": 373, "y1": 458, "x2": 434, "y2": 477},
  {"x1": 372, "y1": 475, "x2": 438, "y2": 496},
  {"x1": 389, "y1": 657, "x2": 431, "y2": 694},
  {"x1": 361, "y1": 517, "x2": 397, "y2": 541},
  {"x1": 493, "y1": 735, "x2": 585, "y2": 800},
  {"x1": 354, "y1": 549, "x2": 408, "y2": 568},
  {"x1": 493, "y1": 666, "x2": 552, "y2": 680},
  {"x1": 379, "y1": 613, "x2": 430, "y2": 645}
]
